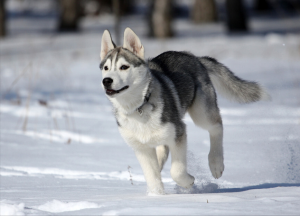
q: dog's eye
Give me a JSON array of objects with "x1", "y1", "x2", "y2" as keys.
[
  {"x1": 104, "y1": 66, "x2": 108, "y2": 71},
  {"x1": 120, "y1": 65, "x2": 129, "y2": 70}
]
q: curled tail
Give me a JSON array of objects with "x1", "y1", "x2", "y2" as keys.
[{"x1": 199, "y1": 56, "x2": 271, "y2": 103}]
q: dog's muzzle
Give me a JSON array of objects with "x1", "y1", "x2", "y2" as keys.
[{"x1": 103, "y1": 78, "x2": 129, "y2": 96}]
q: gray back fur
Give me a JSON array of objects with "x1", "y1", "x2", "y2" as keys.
[
  {"x1": 148, "y1": 51, "x2": 211, "y2": 110},
  {"x1": 146, "y1": 52, "x2": 270, "y2": 139},
  {"x1": 147, "y1": 51, "x2": 214, "y2": 139}
]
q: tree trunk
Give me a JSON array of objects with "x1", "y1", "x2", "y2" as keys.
[
  {"x1": 148, "y1": 0, "x2": 173, "y2": 38},
  {"x1": 113, "y1": 0, "x2": 120, "y2": 45},
  {"x1": 226, "y1": 0, "x2": 248, "y2": 32},
  {"x1": 191, "y1": 0, "x2": 217, "y2": 23},
  {"x1": 254, "y1": 0, "x2": 272, "y2": 12},
  {"x1": 0, "y1": 0, "x2": 5, "y2": 37},
  {"x1": 58, "y1": 0, "x2": 81, "y2": 32}
]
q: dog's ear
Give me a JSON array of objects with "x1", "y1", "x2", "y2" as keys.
[
  {"x1": 100, "y1": 30, "x2": 116, "y2": 60},
  {"x1": 123, "y1": 28, "x2": 144, "y2": 59}
]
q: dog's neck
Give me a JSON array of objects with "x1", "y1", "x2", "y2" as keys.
[
  {"x1": 136, "y1": 91, "x2": 151, "y2": 115},
  {"x1": 110, "y1": 70, "x2": 152, "y2": 115}
]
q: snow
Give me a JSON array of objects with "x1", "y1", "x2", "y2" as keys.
[
  {"x1": 34, "y1": 200, "x2": 102, "y2": 213},
  {"x1": 0, "y1": 165, "x2": 173, "y2": 183},
  {"x1": 0, "y1": 201, "x2": 25, "y2": 216},
  {"x1": 1, "y1": 12, "x2": 300, "y2": 215}
]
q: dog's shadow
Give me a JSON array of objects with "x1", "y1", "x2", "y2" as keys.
[{"x1": 175, "y1": 182, "x2": 300, "y2": 194}]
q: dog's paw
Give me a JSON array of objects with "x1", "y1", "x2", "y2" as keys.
[
  {"x1": 147, "y1": 186, "x2": 165, "y2": 196},
  {"x1": 171, "y1": 169, "x2": 195, "y2": 189},
  {"x1": 179, "y1": 173, "x2": 195, "y2": 189},
  {"x1": 208, "y1": 151, "x2": 224, "y2": 179}
]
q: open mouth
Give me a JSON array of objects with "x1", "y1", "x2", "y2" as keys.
[{"x1": 105, "y1": 86, "x2": 129, "y2": 96}]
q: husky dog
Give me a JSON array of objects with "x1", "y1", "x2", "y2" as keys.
[{"x1": 100, "y1": 28, "x2": 269, "y2": 195}]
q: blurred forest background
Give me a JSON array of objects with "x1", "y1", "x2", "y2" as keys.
[{"x1": 1, "y1": 0, "x2": 300, "y2": 40}]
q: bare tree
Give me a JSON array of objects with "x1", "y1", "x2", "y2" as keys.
[
  {"x1": 91, "y1": 0, "x2": 133, "y2": 15},
  {"x1": 113, "y1": 0, "x2": 120, "y2": 45},
  {"x1": 254, "y1": 0, "x2": 272, "y2": 12},
  {"x1": 226, "y1": 0, "x2": 248, "y2": 32},
  {"x1": 0, "y1": 0, "x2": 5, "y2": 37},
  {"x1": 58, "y1": 0, "x2": 81, "y2": 32},
  {"x1": 148, "y1": 0, "x2": 173, "y2": 38},
  {"x1": 191, "y1": 0, "x2": 217, "y2": 23},
  {"x1": 112, "y1": 0, "x2": 133, "y2": 45}
]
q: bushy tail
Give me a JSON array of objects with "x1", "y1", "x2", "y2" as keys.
[{"x1": 199, "y1": 56, "x2": 271, "y2": 103}]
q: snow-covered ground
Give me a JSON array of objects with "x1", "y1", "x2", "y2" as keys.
[{"x1": 1, "y1": 14, "x2": 300, "y2": 215}]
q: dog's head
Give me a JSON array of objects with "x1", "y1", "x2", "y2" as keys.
[{"x1": 100, "y1": 28, "x2": 147, "y2": 98}]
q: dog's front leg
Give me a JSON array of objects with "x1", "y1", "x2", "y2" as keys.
[{"x1": 134, "y1": 146, "x2": 165, "y2": 195}]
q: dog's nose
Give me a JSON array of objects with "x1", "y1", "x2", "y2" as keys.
[{"x1": 102, "y1": 77, "x2": 113, "y2": 87}]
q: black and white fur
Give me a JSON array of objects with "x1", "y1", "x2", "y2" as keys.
[{"x1": 100, "y1": 28, "x2": 270, "y2": 195}]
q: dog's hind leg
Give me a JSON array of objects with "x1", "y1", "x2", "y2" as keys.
[
  {"x1": 156, "y1": 145, "x2": 169, "y2": 172},
  {"x1": 188, "y1": 86, "x2": 224, "y2": 179},
  {"x1": 169, "y1": 132, "x2": 195, "y2": 188}
]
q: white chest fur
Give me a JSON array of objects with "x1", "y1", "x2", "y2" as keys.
[{"x1": 117, "y1": 103, "x2": 176, "y2": 148}]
